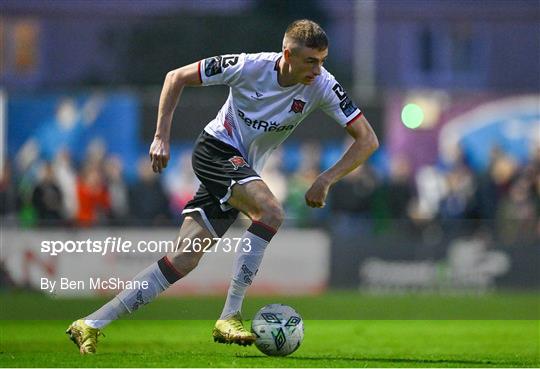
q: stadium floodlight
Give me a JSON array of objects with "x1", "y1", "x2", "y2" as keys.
[{"x1": 401, "y1": 103, "x2": 424, "y2": 129}]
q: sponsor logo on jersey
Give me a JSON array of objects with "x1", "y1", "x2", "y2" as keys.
[
  {"x1": 205, "y1": 56, "x2": 222, "y2": 77},
  {"x1": 204, "y1": 55, "x2": 239, "y2": 77},
  {"x1": 237, "y1": 109, "x2": 294, "y2": 132},
  {"x1": 228, "y1": 156, "x2": 249, "y2": 170},
  {"x1": 340, "y1": 96, "x2": 357, "y2": 117},
  {"x1": 332, "y1": 83, "x2": 358, "y2": 117},
  {"x1": 289, "y1": 99, "x2": 306, "y2": 114},
  {"x1": 250, "y1": 91, "x2": 264, "y2": 100}
]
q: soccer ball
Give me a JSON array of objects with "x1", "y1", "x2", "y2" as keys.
[{"x1": 251, "y1": 304, "x2": 304, "y2": 356}]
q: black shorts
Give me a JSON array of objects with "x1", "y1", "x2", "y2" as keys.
[{"x1": 182, "y1": 131, "x2": 261, "y2": 237}]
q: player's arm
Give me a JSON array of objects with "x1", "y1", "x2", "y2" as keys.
[
  {"x1": 150, "y1": 62, "x2": 202, "y2": 173},
  {"x1": 304, "y1": 115, "x2": 379, "y2": 208}
]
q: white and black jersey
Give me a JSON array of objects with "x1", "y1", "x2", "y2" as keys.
[
  {"x1": 198, "y1": 52, "x2": 363, "y2": 174},
  {"x1": 182, "y1": 52, "x2": 363, "y2": 237}
]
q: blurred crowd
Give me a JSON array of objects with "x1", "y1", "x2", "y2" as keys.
[
  {"x1": 2, "y1": 144, "x2": 173, "y2": 227},
  {"x1": 323, "y1": 142, "x2": 540, "y2": 250},
  {"x1": 1, "y1": 138, "x2": 539, "y2": 247}
]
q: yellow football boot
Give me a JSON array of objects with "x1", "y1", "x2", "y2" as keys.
[
  {"x1": 212, "y1": 312, "x2": 256, "y2": 346},
  {"x1": 66, "y1": 319, "x2": 102, "y2": 354}
]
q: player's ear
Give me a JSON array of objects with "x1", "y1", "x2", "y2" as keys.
[{"x1": 283, "y1": 48, "x2": 292, "y2": 63}]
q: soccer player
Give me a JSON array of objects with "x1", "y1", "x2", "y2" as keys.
[{"x1": 67, "y1": 19, "x2": 378, "y2": 354}]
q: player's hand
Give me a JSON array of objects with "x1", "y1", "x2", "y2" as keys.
[
  {"x1": 149, "y1": 136, "x2": 170, "y2": 173},
  {"x1": 305, "y1": 175, "x2": 331, "y2": 208}
]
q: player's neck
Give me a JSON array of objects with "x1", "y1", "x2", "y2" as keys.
[{"x1": 277, "y1": 57, "x2": 298, "y2": 87}]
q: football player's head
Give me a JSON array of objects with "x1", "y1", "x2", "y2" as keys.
[{"x1": 282, "y1": 19, "x2": 328, "y2": 85}]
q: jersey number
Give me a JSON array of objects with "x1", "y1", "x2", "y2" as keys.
[
  {"x1": 332, "y1": 83, "x2": 347, "y2": 100},
  {"x1": 222, "y1": 56, "x2": 239, "y2": 68},
  {"x1": 332, "y1": 83, "x2": 357, "y2": 118}
]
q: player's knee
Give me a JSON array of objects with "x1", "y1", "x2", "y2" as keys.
[
  {"x1": 258, "y1": 202, "x2": 284, "y2": 230},
  {"x1": 168, "y1": 251, "x2": 200, "y2": 275}
]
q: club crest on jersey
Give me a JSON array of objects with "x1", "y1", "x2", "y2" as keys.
[
  {"x1": 289, "y1": 99, "x2": 306, "y2": 114},
  {"x1": 228, "y1": 156, "x2": 248, "y2": 170}
]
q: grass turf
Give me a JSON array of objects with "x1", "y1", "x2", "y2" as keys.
[{"x1": 1, "y1": 292, "x2": 539, "y2": 367}]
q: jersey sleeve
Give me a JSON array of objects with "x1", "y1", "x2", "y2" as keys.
[
  {"x1": 198, "y1": 53, "x2": 246, "y2": 87},
  {"x1": 319, "y1": 76, "x2": 363, "y2": 128}
]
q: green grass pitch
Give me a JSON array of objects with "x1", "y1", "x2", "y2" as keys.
[{"x1": 1, "y1": 292, "x2": 538, "y2": 367}]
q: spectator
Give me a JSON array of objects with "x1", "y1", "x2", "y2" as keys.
[
  {"x1": 284, "y1": 141, "x2": 322, "y2": 227},
  {"x1": 76, "y1": 163, "x2": 110, "y2": 227},
  {"x1": 53, "y1": 150, "x2": 78, "y2": 221},
  {"x1": 439, "y1": 163, "x2": 477, "y2": 238},
  {"x1": 0, "y1": 163, "x2": 18, "y2": 221},
  {"x1": 31, "y1": 162, "x2": 63, "y2": 225},
  {"x1": 388, "y1": 157, "x2": 414, "y2": 218},
  {"x1": 439, "y1": 164, "x2": 475, "y2": 220},
  {"x1": 129, "y1": 158, "x2": 171, "y2": 225},
  {"x1": 85, "y1": 138, "x2": 107, "y2": 169},
  {"x1": 104, "y1": 156, "x2": 129, "y2": 224},
  {"x1": 329, "y1": 164, "x2": 378, "y2": 222},
  {"x1": 377, "y1": 156, "x2": 414, "y2": 218},
  {"x1": 497, "y1": 175, "x2": 537, "y2": 245},
  {"x1": 371, "y1": 156, "x2": 415, "y2": 236},
  {"x1": 327, "y1": 165, "x2": 378, "y2": 288},
  {"x1": 164, "y1": 151, "x2": 198, "y2": 218},
  {"x1": 474, "y1": 149, "x2": 518, "y2": 236},
  {"x1": 285, "y1": 166, "x2": 319, "y2": 227}
]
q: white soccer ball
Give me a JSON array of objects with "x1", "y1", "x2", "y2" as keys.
[{"x1": 251, "y1": 304, "x2": 304, "y2": 357}]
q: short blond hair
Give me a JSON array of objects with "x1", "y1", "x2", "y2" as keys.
[{"x1": 283, "y1": 19, "x2": 328, "y2": 51}]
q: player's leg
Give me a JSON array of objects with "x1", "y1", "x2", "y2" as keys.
[
  {"x1": 165, "y1": 212, "x2": 215, "y2": 277},
  {"x1": 212, "y1": 179, "x2": 284, "y2": 345},
  {"x1": 174, "y1": 132, "x2": 280, "y2": 345},
  {"x1": 66, "y1": 213, "x2": 216, "y2": 354},
  {"x1": 220, "y1": 179, "x2": 283, "y2": 317},
  {"x1": 84, "y1": 214, "x2": 213, "y2": 326},
  {"x1": 228, "y1": 179, "x2": 284, "y2": 228}
]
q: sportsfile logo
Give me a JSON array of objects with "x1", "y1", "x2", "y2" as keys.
[
  {"x1": 237, "y1": 109, "x2": 294, "y2": 132},
  {"x1": 40, "y1": 237, "x2": 252, "y2": 256}
]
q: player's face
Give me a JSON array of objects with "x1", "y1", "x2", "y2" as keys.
[{"x1": 289, "y1": 46, "x2": 328, "y2": 85}]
